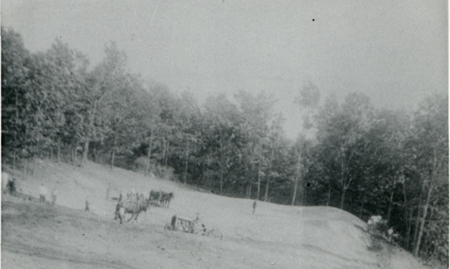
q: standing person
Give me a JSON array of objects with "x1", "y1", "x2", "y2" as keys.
[
  {"x1": 387, "y1": 228, "x2": 394, "y2": 243},
  {"x1": 85, "y1": 197, "x2": 90, "y2": 212},
  {"x1": 51, "y1": 186, "x2": 58, "y2": 206},
  {"x1": 253, "y1": 200, "x2": 257, "y2": 214},
  {"x1": 7, "y1": 178, "x2": 16, "y2": 195},
  {"x1": 171, "y1": 215, "x2": 178, "y2": 231},
  {"x1": 39, "y1": 183, "x2": 47, "y2": 202},
  {"x1": 2, "y1": 172, "x2": 10, "y2": 194},
  {"x1": 106, "y1": 183, "x2": 111, "y2": 200}
]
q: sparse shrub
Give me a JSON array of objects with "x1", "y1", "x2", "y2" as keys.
[
  {"x1": 154, "y1": 165, "x2": 175, "y2": 181},
  {"x1": 133, "y1": 157, "x2": 175, "y2": 181},
  {"x1": 133, "y1": 156, "x2": 148, "y2": 173}
]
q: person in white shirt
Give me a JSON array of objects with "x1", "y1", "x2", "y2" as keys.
[
  {"x1": 2, "y1": 172, "x2": 10, "y2": 194},
  {"x1": 51, "y1": 186, "x2": 58, "y2": 206},
  {"x1": 39, "y1": 183, "x2": 47, "y2": 202},
  {"x1": 387, "y1": 227, "x2": 394, "y2": 242}
]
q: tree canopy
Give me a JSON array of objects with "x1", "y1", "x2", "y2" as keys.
[{"x1": 2, "y1": 27, "x2": 447, "y2": 265}]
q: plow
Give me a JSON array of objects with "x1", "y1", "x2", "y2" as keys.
[{"x1": 164, "y1": 214, "x2": 223, "y2": 240}]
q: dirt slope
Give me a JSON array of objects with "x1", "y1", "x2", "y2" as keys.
[{"x1": 2, "y1": 160, "x2": 428, "y2": 268}]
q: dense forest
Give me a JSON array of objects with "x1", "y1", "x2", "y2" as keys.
[{"x1": 1, "y1": 27, "x2": 448, "y2": 265}]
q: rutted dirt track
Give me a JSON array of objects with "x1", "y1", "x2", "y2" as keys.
[{"x1": 2, "y1": 161, "x2": 428, "y2": 268}]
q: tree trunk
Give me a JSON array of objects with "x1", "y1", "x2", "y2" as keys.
[
  {"x1": 414, "y1": 175, "x2": 434, "y2": 257},
  {"x1": 25, "y1": 154, "x2": 30, "y2": 175},
  {"x1": 402, "y1": 177, "x2": 412, "y2": 249},
  {"x1": 219, "y1": 138, "x2": 224, "y2": 195},
  {"x1": 145, "y1": 130, "x2": 154, "y2": 176},
  {"x1": 292, "y1": 149, "x2": 301, "y2": 206},
  {"x1": 413, "y1": 178, "x2": 426, "y2": 250},
  {"x1": 13, "y1": 92, "x2": 19, "y2": 171},
  {"x1": 265, "y1": 148, "x2": 274, "y2": 202},
  {"x1": 256, "y1": 163, "x2": 261, "y2": 200},
  {"x1": 71, "y1": 142, "x2": 76, "y2": 166},
  {"x1": 291, "y1": 176, "x2": 298, "y2": 206},
  {"x1": 301, "y1": 184, "x2": 306, "y2": 205},
  {"x1": 358, "y1": 201, "x2": 364, "y2": 219},
  {"x1": 13, "y1": 149, "x2": 16, "y2": 171},
  {"x1": 165, "y1": 139, "x2": 170, "y2": 166},
  {"x1": 220, "y1": 166, "x2": 224, "y2": 194},
  {"x1": 326, "y1": 186, "x2": 331, "y2": 206},
  {"x1": 110, "y1": 135, "x2": 117, "y2": 170},
  {"x1": 110, "y1": 149, "x2": 116, "y2": 170},
  {"x1": 406, "y1": 207, "x2": 413, "y2": 250},
  {"x1": 184, "y1": 138, "x2": 189, "y2": 185},
  {"x1": 359, "y1": 193, "x2": 366, "y2": 218},
  {"x1": 202, "y1": 161, "x2": 207, "y2": 186},
  {"x1": 31, "y1": 147, "x2": 36, "y2": 175},
  {"x1": 85, "y1": 98, "x2": 101, "y2": 166},
  {"x1": 340, "y1": 153, "x2": 346, "y2": 210},
  {"x1": 387, "y1": 187, "x2": 394, "y2": 223},
  {"x1": 413, "y1": 204, "x2": 421, "y2": 251},
  {"x1": 162, "y1": 135, "x2": 166, "y2": 165},
  {"x1": 57, "y1": 137, "x2": 61, "y2": 164},
  {"x1": 264, "y1": 178, "x2": 269, "y2": 202},
  {"x1": 340, "y1": 187, "x2": 346, "y2": 210},
  {"x1": 82, "y1": 141, "x2": 89, "y2": 166}
]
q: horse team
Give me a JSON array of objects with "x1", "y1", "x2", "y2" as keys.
[
  {"x1": 148, "y1": 190, "x2": 174, "y2": 208},
  {"x1": 114, "y1": 189, "x2": 174, "y2": 224}
]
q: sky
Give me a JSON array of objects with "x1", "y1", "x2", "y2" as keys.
[{"x1": 2, "y1": 0, "x2": 448, "y2": 139}]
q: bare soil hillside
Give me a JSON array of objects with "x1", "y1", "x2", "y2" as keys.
[{"x1": 2, "y1": 160, "x2": 429, "y2": 268}]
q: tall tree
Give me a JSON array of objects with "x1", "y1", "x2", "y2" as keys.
[
  {"x1": 411, "y1": 93, "x2": 448, "y2": 257},
  {"x1": 235, "y1": 91, "x2": 275, "y2": 200},
  {"x1": 1, "y1": 27, "x2": 32, "y2": 169},
  {"x1": 36, "y1": 40, "x2": 89, "y2": 164},
  {"x1": 313, "y1": 93, "x2": 373, "y2": 209},
  {"x1": 204, "y1": 94, "x2": 241, "y2": 194},
  {"x1": 86, "y1": 42, "x2": 129, "y2": 166}
]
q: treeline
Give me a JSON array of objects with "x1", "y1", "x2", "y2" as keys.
[{"x1": 1, "y1": 27, "x2": 448, "y2": 264}]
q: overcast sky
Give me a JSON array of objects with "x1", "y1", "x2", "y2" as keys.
[{"x1": 2, "y1": 0, "x2": 447, "y2": 139}]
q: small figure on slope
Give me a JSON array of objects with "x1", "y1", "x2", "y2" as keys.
[{"x1": 39, "y1": 183, "x2": 47, "y2": 202}]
